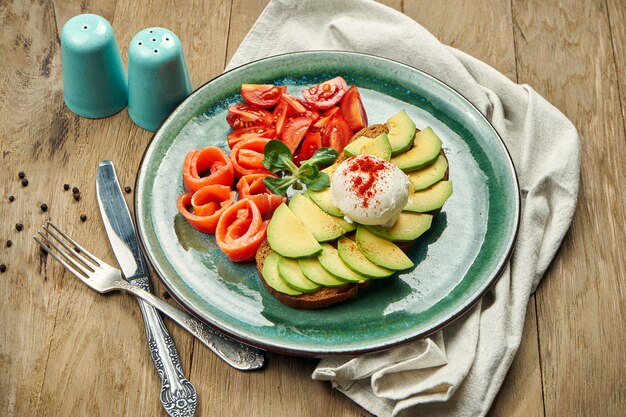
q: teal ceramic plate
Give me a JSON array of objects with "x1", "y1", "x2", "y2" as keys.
[{"x1": 135, "y1": 51, "x2": 520, "y2": 357}]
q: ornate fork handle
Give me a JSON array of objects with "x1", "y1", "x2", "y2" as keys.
[{"x1": 116, "y1": 280, "x2": 265, "y2": 370}]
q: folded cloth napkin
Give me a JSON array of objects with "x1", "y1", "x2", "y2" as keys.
[{"x1": 226, "y1": 1, "x2": 581, "y2": 416}]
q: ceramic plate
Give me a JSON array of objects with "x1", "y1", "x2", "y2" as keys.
[{"x1": 135, "y1": 51, "x2": 520, "y2": 357}]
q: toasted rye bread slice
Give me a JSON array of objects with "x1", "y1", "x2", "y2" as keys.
[
  {"x1": 255, "y1": 240, "x2": 365, "y2": 309},
  {"x1": 255, "y1": 124, "x2": 448, "y2": 309}
]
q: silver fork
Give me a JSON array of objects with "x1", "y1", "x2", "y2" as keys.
[{"x1": 34, "y1": 221, "x2": 265, "y2": 372}]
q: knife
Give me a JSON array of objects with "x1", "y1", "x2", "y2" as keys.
[
  {"x1": 97, "y1": 160, "x2": 197, "y2": 417},
  {"x1": 96, "y1": 161, "x2": 265, "y2": 373}
]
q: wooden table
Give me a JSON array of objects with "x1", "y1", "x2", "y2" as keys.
[{"x1": 1, "y1": 1, "x2": 624, "y2": 416}]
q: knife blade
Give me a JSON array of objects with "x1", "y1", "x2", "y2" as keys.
[{"x1": 96, "y1": 160, "x2": 197, "y2": 417}]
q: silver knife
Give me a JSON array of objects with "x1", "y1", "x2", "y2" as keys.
[
  {"x1": 97, "y1": 160, "x2": 197, "y2": 417},
  {"x1": 96, "y1": 161, "x2": 265, "y2": 373}
]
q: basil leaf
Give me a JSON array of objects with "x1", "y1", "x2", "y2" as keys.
[{"x1": 304, "y1": 172, "x2": 331, "y2": 191}]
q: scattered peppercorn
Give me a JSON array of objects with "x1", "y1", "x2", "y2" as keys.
[
  {"x1": 80, "y1": 214, "x2": 87, "y2": 222},
  {"x1": 73, "y1": 193, "x2": 80, "y2": 201},
  {"x1": 72, "y1": 186, "x2": 79, "y2": 194},
  {"x1": 40, "y1": 203, "x2": 48, "y2": 212},
  {"x1": 21, "y1": 178, "x2": 29, "y2": 187},
  {"x1": 124, "y1": 186, "x2": 132, "y2": 193},
  {"x1": 0, "y1": 264, "x2": 6, "y2": 273},
  {"x1": 8, "y1": 195, "x2": 15, "y2": 202},
  {"x1": 63, "y1": 183, "x2": 70, "y2": 191},
  {"x1": 6, "y1": 240, "x2": 12, "y2": 248},
  {"x1": 18, "y1": 171, "x2": 25, "y2": 179},
  {"x1": 15, "y1": 223, "x2": 24, "y2": 231}
]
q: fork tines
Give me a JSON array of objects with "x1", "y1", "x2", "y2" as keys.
[{"x1": 33, "y1": 221, "x2": 100, "y2": 280}]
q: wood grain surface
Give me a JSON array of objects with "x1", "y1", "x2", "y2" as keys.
[{"x1": 0, "y1": 1, "x2": 624, "y2": 416}]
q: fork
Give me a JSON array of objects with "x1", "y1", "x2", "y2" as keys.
[{"x1": 34, "y1": 221, "x2": 265, "y2": 371}]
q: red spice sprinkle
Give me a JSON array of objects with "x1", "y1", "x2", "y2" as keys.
[{"x1": 345, "y1": 155, "x2": 389, "y2": 208}]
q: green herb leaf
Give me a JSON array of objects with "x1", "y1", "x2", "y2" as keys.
[
  {"x1": 263, "y1": 140, "x2": 296, "y2": 173},
  {"x1": 263, "y1": 176, "x2": 296, "y2": 197},
  {"x1": 305, "y1": 172, "x2": 331, "y2": 191},
  {"x1": 302, "y1": 147, "x2": 339, "y2": 168}
]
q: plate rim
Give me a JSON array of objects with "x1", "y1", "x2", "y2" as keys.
[{"x1": 134, "y1": 50, "x2": 521, "y2": 357}]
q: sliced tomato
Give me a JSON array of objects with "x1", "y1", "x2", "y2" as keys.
[
  {"x1": 272, "y1": 99, "x2": 294, "y2": 137},
  {"x1": 215, "y1": 198, "x2": 268, "y2": 262},
  {"x1": 236, "y1": 173, "x2": 286, "y2": 219},
  {"x1": 281, "y1": 93, "x2": 308, "y2": 114},
  {"x1": 293, "y1": 131, "x2": 322, "y2": 166},
  {"x1": 281, "y1": 116, "x2": 313, "y2": 153},
  {"x1": 311, "y1": 106, "x2": 340, "y2": 131},
  {"x1": 322, "y1": 112, "x2": 352, "y2": 152},
  {"x1": 226, "y1": 104, "x2": 273, "y2": 130},
  {"x1": 340, "y1": 85, "x2": 368, "y2": 131},
  {"x1": 176, "y1": 185, "x2": 236, "y2": 234},
  {"x1": 302, "y1": 76, "x2": 348, "y2": 110},
  {"x1": 241, "y1": 84, "x2": 286, "y2": 108},
  {"x1": 227, "y1": 126, "x2": 276, "y2": 149},
  {"x1": 182, "y1": 146, "x2": 235, "y2": 192},
  {"x1": 229, "y1": 137, "x2": 272, "y2": 178}
]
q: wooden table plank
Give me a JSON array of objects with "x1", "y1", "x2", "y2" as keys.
[{"x1": 512, "y1": 1, "x2": 626, "y2": 416}]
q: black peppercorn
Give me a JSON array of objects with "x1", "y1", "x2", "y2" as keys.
[
  {"x1": 15, "y1": 223, "x2": 23, "y2": 231},
  {"x1": 73, "y1": 193, "x2": 80, "y2": 201},
  {"x1": 0, "y1": 264, "x2": 6, "y2": 273},
  {"x1": 6, "y1": 240, "x2": 12, "y2": 248},
  {"x1": 124, "y1": 186, "x2": 132, "y2": 193},
  {"x1": 18, "y1": 171, "x2": 25, "y2": 179},
  {"x1": 80, "y1": 214, "x2": 87, "y2": 222},
  {"x1": 63, "y1": 183, "x2": 70, "y2": 191},
  {"x1": 40, "y1": 203, "x2": 48, "y2": 212},
  {"x1": 8, "y1": 195, "x2": 15, "y2": 202},
  {"x1": 72, "y1": 186, "x2": 79, "y2": 194},
  {"x1": 21, "y1": 178, "x2": 28, "y2": 187}
]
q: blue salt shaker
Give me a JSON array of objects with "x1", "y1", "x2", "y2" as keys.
[
  {"x1": 60, "y1": 14, "x2": 128, "y2": 118},
  {"x1": 128, "y1": 28, "x2": 192, "y2": 131}
]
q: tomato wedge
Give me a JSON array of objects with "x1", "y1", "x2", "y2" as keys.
[
  {"x1": 176, "y1": 185, "x2": 236, "y2": 234},
  {"x1": 282, "y1": 116, "x2": 313, "y2": 153},
  {"x1": 241, "y1": 84, "x2": 286, "y2": 108},
  {"x1": 322, "y1": 112, "x2": 352, "y2": 152},
  {"x1": 293, "y1": 131, "x2": 322, "y2": 166},
  {"x1": 302, "y1": 76, "x2": 348, "y2": 110},
  {"x1": 215, "y1": 198, "x2": 268, "y2": 262},
  {"x1": 226, "y1": 104, "x2": 273, "y2": 130},
  {"x1": 182, "y1": 146, "x2": 235, "y2": 192},
  {"x1": 227, "y1": 126, "x2": 276, "y2": 149},
  {"x1": 236, "y1": 173, "x2": 286, "y2": 219},
  {"x1": 340, "y1": 85, "x2": 368, "y2": 131},
  {"x1": 312, "y1": 106, "x2": 340, "y2": 131},
  {"x1": 272, "y1": 99, "x2": 294, "y2": 137},
  {"x1": 229, "y1": 137, "x2": 272, "y2": 178}
]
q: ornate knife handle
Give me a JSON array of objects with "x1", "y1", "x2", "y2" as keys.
[
  {"x1": 133, "y1": 277, "x2": 197, "y2": 417},
  {"x1": 117, "y1": 279, "x2": 265, "y2": 371}
]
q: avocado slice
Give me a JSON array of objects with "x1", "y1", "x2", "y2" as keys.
[
  {"x1": 408, "y1": 154, "x2": 448, "y2": 191},
  {"x1": 365, "y1": 212, "x2": 433, "y2": 242},
  {"x1": 390, "y1": 127, "x2": 442, "y2": 172},
  {"x1": 289, "y1": 193, "x2": 345, "y2": 242},
  {"x1": 360, "y1": 133, "x2": 392, "y2": 160},
  {"x1": 298, "y1": 257, "x2": 347, "y2": 287},
  {"x1": 317, "y1": 243, "x2": 368, "y2": 283},
  {"x1": 267, "y1": 203, "x2": 322, "y2": 258},
  {"x1": 355, "y1": 227, "x2": 414, "y2": 270},
  {"x1": 332, "y1": 216, "x2": 356, "y2": 233},
  {"x1": 403, "y1": 180, "x2": 453, "y2": 213},
  {"x1": 386, "y1": 110, "x2": 417, "y2": 156},
  {"x1": 277, "y1": 255, "x2": 321, "y2": 293},
  {"x1": 262, "y1": 251, "x2": 303, "y2": 296},
  {"x1": 343, "y1": 135, "x2": 371, "y2": 157},
  {"x1": 337, "y1": 237, "x2": 394, "y2": 278},
  {"x1": 304, "y1": 188, "x2": 344, "y2": 217}
]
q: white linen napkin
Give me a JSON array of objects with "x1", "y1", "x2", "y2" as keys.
[{"x1": 226, "y1": 1, "x2": 581, "y2": 416}]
